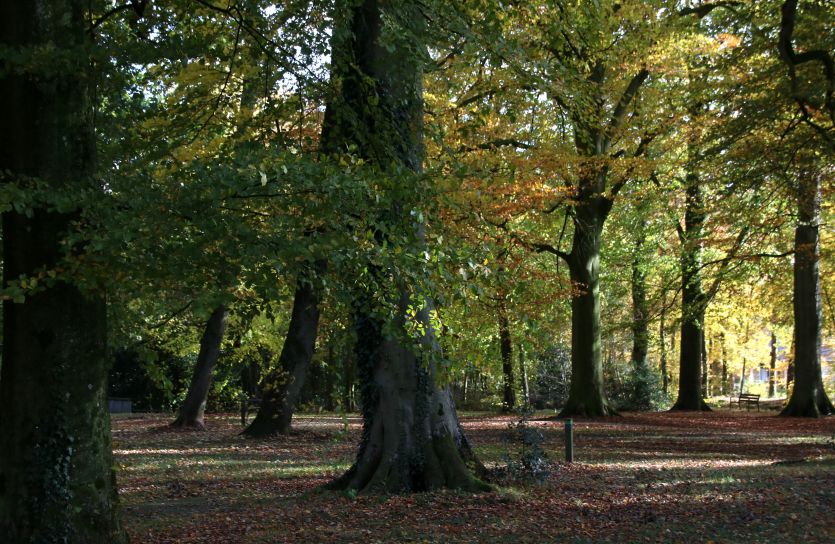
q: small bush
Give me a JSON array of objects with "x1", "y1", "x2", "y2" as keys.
[
  {"x1": 500, "y1": 407, "x2": 550, "y2": 483},
  {"x1": 617, "y1": 363, "x2": 668, "y2": 412}
]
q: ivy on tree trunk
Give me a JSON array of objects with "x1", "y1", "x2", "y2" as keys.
[
  {"x1": 0, "y1": 1, "x2": 127, "y2": 540},
  {"x1": 322, "y1": 0, "x2": 489, "y2": 493}
]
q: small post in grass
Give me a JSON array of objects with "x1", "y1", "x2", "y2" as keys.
[{"x1": 565, "y1": 418, "x2": 574, "y2": 462}]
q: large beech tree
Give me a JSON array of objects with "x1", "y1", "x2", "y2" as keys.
[
  {"x1": 0, "y1": 0, "x2": 127, "y2": 540},
  {"x1": 323, "y1": 0, "x2": 489, "y2": 493},
  {"x1": 777, "y1": 0, "x2": 834, "y2": 417}
]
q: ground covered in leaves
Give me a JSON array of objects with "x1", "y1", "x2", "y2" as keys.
[{"x1": 113, "y1": 410, "x2": 835, "y2": 543}]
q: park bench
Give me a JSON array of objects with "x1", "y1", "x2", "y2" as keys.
[
  {"x1": 240, "y1": 396, "x2": 262, "y2": 426},
  {"x1": 735, "y1": 393, "x2": 760, "y2": 411}
]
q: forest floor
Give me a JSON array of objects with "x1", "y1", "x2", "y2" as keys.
[{"x1": 112, "y1": 409, "x2": 835, "y2": 543}]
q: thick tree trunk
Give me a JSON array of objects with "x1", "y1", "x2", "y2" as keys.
[
  {"x1": 0, "y1": 1, "x2": 127, "y2": 541},
  {"x1": 781, "y1": 173, "x2": 834, "y2": 416},
  {"x1": 171, "y1": 306, "x2": 229, "y2": 429},
  {"x1": 328, "y1": 297, "x2": 490, "y2": 493},
  {"x1": 324, "y1": 0, "x2": 487, "y2": 492},
  {"x1": 243, "y1": 268, "x2": 323, "y2": 437},
  {"x1": 672, "y1": 175, "x2": 710, "y2": 411},
  {"x1": 497, "y1": 296, "x2": 516, "y2": 412},
  {"x1": 560, "y1": 206, "x2": 615, "y2": 417}
]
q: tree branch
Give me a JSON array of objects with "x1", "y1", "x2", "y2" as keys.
[
  {"x1": 679, "y1": 1, "x2": 743, "y2": 18},
  {"x1": 457, "y1": 139, "x2": 535, "y2": 153}
]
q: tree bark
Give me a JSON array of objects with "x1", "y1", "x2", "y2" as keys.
[
  {"x1": 0, "y1": 1, "x2": 127, "y2": 541},
  {"x1": 323, "y1": 0, "x2": 488, "y2": 493},
  {"x1": 721, "y1": 333, "x2": 729, "y2": 396},
  {"x1": 497, "y1": 296, "x2": 516, "y2": 412},
  {"x1": 701, "y1": 334, "x2": 709, "y2": 398},
  {"x1": 660, "y1": 301, "x2": 668, "y2": 396},
  {"x1": 171, "y1": 306, "x2": 229, "y2": 429},
  {"x1": 740, "y1": 358, "x2": 747, "y2": 395},
  {"x1": 781, "y1": 172, "x2": 834, "y2": 416},
  {"x1": 672, "y1": 173, "x2": 710, "y2": 411},
  {"x1": 559, "y1": 202, "x2": 615, "y2": 417},
  {"x1": 769, "y1": 332, "x2": 777, "y2": 398},
  {"x1": 628, "y1": 215, "x2": 653, "y2": 409},
  {"x1": 519, "y1": 347, "x2": 530, "y2": 407},
  {"x1": 243, "y1": 267, "x2": 323, "y2": 437}
]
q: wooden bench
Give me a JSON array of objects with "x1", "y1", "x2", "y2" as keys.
[
  {"x1": 735, "y1": 393, "x2": 760, "y2": 411},
  {"x1": 240, "y1": 396, "x2": 262, "y2": 426}
]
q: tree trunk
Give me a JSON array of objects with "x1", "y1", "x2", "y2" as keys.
[
  {"x1": 171, "y1": 306, "x2": 229, "y2": 429},
  {"x1": 560, "y1": 205, "x2": 615, "y2": 417},
  {"x1": 323, "y1": 0, "x2": 487, "y2": 493},
  {"x1": 631, "y1": 219, "x2": 650, "y2": 372},
  {"x1": 519, "y1": 347, "x2": 530, "y2": 407},
  {"x1": 660, "y1": 302, "x2": 668, "y2": 396},
  {"x1": 497, "y1": 296, "x2": 516, "y2": 412},
  {"x1": 781, "y1": 172, "x2": 834, "y2": 416},
  {"x1": 769, "y1": 332, "x2": 777, "y2": 398},
  {"x1": 0, "y1": 1, "x2": 127, "y2": 541},
  {"x1": 672, "y1": 174, "x2": 710, "y2": 411},
  {"x1": 721, "y1": 334, "x2": 728, "y2": 396},
  {"x1": 243, "y1": 267, "x2": 323, "y2": 436},
  {"x1": 740, "y1": 358, "x2": 747, "y2": 395},
  {"x1": 701, "y1": 334, "x2": 709, "y2": 398}
]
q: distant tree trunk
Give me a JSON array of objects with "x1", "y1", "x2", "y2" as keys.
[
  {"x1": 0, "y1": 1, "x2": 127, "y2": 540},
  {"x1": 721, "y1": 333, "x2": 728, "y2": 396},
  {"x1": 243, "y1": 267, "x2": 323, "y2": 437},
  {"x1": 769, "y1": 332, "x2": 777, "y2": 398},
  {"x1": 519, "y1": 347, "x2": 530, "y2": 407},
  {"x1": 171, "y1": 306, "x2": 229, "y2": 429},
  {"x1": 701, "y1": 335, "x2": 709, "y2": 398},
  {"x1": 631, "y1": 217, "x2": 650, "y2": 373},
  {"x1": 739, "y1": 358, "x2": 747, "y2": 395},
  {"x1": 672, "y1": 171, "x2": 710, "y2": 411},
  {"x1": 781, "y1": 171, "x2": 834, "y2": 416},
  {"x1": 497, "y1": 295, "x2": 516, "y2": 412},
  {"x1": 786, "y1": 337, "x2": 795, "y2": 391},
  {"x1": 660, "y1": 302, "x2": 668, "y2": 396},
  {"x1": 323, "y1": 0, "x2": 488, "y2": 493}
]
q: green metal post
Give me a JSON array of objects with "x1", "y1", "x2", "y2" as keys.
[{"x1": 565, "y1": 419, "x2": 574, "y2": 462}]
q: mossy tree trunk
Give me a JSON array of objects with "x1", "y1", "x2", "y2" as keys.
[
  {"x1": 243, "y1": 266, "x2": 323, "y2": 437},
  {"x1": 323, "y1": 0, "x2": 488, "y2": 493},
  {"x1": 781, "y1": 172, "x2": 834, "y2": 417},
  {"x1": 0, "y1": 1, "x2": 127, "y2": 541},
  {"x1": 171, "y1": 306, "x2": 229, "y2": 429}
]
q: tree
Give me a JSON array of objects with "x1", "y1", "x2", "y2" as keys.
[
  {"x1": 0, "y1": 1, "x2": 127, "y2": 540},
  {"x1": 243, "y1": 264, "x2": 324, "y2": 437},
  {"x1": 323, "y1": 0, "x2": 488, "y2": 494},
  {"x1": 777, "y1": 0, "x2": 834, "y2": 417},
  {"x1": 171, "y1": 305, "x2": 229, "y2": 429}
]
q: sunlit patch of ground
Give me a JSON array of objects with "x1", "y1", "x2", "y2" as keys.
[{"x1": 114, "y1": 410, "x2": 835, "y2": 543}]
